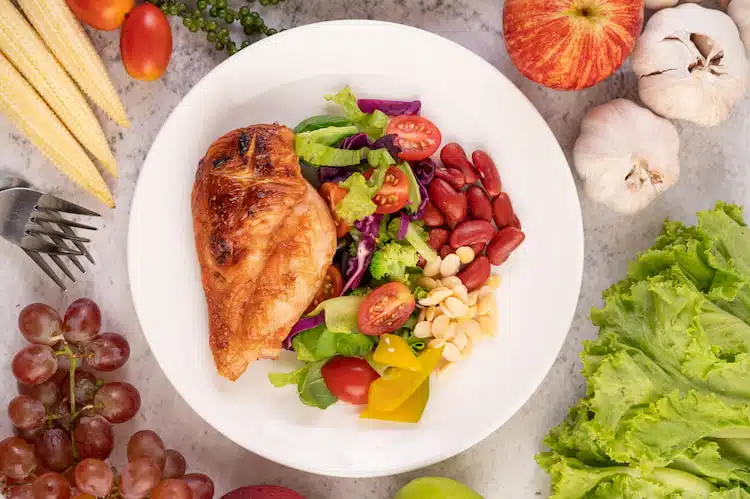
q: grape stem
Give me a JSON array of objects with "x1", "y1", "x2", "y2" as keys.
[{"x1": 71, "y1": 404, "x2": 94, "y2": 421}]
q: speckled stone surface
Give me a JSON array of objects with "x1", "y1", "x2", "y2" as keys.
[{"x1": 0, "y1": 1, "x2": 748, "y2": 497}]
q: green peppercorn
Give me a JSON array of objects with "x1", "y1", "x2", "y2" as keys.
[
  {"x1": 160, "y1": 3, "x2": 169, "y2": 12},
  {"x1": 228, "y1": 45, "x2": 238, "y2": 55},
  {"x1": 266, "y1": 28, "x2": 277, "y2": 35},
  {"x1": 178, "y1": 3, "x2": 187, "y2": 12},
  {"x1": 209, "y1": 6, "x2": 218, "y2": 16},
  {"x1": 215, "y1": 0, "x2": 227, "y2": 7},
  {"x1": 250, "y1": 11, "x2": 260, "y2": 18},
  {"x1": 240, "y1": 15, "x2": 250, "y2": 27},
  {"x1": 219, "y1": 27, "x2": 229, "y2": 37},
  {"x1": 168, "y1": 4, "x2": 178, "y2": 15},
  {"x1": 215, "y1": 7, "x2": 226, "y2": 17},
  {"x1": 206, "y1": 19, "x2": 218, "y2": 30},
  {"x1": 238, "y1": 6, "x2": 250, "y2": 16},
  {"x1": 243, "y1": 25, "x2": 254, "y2": 35},
  {"x1": 196, "y1": 17, "x2": 205, "y2": 28},
  {"x1": 207, "y1": 30, "x2": 218, "y2": 42},
  {"x1": 197, "y1": 0, "x2": 207, "y2": 9},
  {"x1": 241, "y1": 40, "x2": 251, "y2": 48},
  {"x1": 259, "y1": 0, "x2": 268, "y2": 5},
  {"x1": 223, "y1": 12, "x2": 234, "y2": 23},
  {"x1": 216, "y1": 41, "x2": 225, "y2": 50}
]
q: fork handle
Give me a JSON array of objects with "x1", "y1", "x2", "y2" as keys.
[{"x1": 0, "y1": 170, "x2": 31, "y2": 192}]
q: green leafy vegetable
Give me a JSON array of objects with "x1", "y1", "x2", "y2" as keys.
[
  {"x1": 295, "y1": 139, "x2": 364, "y2": 167},
  {"x1": 388, "y1": 218, "x2": 439, "y2": 264},
  {"x1": 369, "y1": 242, "x2": 419, "y2": 282},
  {"x1": 335, "y1": 164, "x2": 391, "y2": 225},
  {"x1": 295, "y1": 125, "x2": 359, "y2": 146},
  {"x1": 294, "y1": 115, "x2": 355, "y2": 134},
  {"x1": 397, "y1": 162, "x2": 422, "y2": 213},
  {"x1": 268, "y1": 360, "x2": 337, "y2": 410},
  {"x1": 325, "y1": 87, "x2": 388, "y2": 139},
  {"x1": 307, "y1": 296, "x2": 365, "y2": 333},
  {"x1": 292, "y1": 326, "x2": 375, "y2": 362},
  {"x1": 539, "y1": 203, "x2": 750, "y2": 498},
  {"x1": 349, "y1": 287, "x2": 374, "y2": 297}
]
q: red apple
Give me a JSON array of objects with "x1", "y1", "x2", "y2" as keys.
[{"x1": 503, "y1": 0, "x2": 644, "y2": 90}]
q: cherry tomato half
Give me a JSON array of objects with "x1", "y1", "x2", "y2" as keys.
[
  {"x1": 66, "y1": 0, "x2": 134, "y2": 30},
  {"x1": 364, "y1": 166, "x2": 410, "y2": 214},
  {"x1": 319, "y1": 182, "x2": 350, "y2": 238},
  {"x1": 120, "y1": 4, "x2": 173, "y2": 82},
  {"x1": 386, "y1": 115, "x2": 442, "y2": 162},
  {"x1": 357, "y1": 282, "x2": 416, "y2": 336},
  {"x1": 305, "y1": 265, "x2": 343, "y2": 315},
  {"x1": 322, "y1": 357, "x2": 379, "y2": 405}
]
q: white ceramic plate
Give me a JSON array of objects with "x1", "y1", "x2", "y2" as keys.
[{"x1": 128, "y1": 20, "x2": 583, "y2": 478}]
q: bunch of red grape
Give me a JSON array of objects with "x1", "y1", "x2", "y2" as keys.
[{"x1": 0, "y1": 298, "x2": 215, "y2": 498}]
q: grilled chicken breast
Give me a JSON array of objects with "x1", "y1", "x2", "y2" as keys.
[{"x1": 191, "y1": 124, "x2": 337, "y2": 381}]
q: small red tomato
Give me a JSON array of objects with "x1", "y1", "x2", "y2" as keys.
[
  {"x1": 386, "y1": 115, "x2": 442, "y2": 162},
  {"x1": 357, "y1": 282, "x2": 416, "y2": 336},
  {"x1": 321, "y1": 357, "x2": 379, "y2": 405},
  {"x1": 66, "y1": 0, "x2": 134, "y2": 30},
  {"x1": 120, "y1": 4, "x2": 172, "y2": 82}
]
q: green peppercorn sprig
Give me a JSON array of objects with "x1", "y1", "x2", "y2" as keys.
[{"x1": 148, "y1": 0, "x2": 284, "y2": 56}]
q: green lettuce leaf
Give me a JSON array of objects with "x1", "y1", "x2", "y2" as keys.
[
  {"x1": 297, "y1": 360, "x2": 337, "y2": 409},
  {"x1": 292, "y1": 327, "x2": 375, "y2": 362},
  {"x1": 325, "y1": 87, "x2": 388, "y2": 139}
]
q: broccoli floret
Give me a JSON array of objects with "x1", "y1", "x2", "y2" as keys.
[
  {"x1": 387, "y1": 219, "x2": 439, "y2": 264},
  {"x1": 369, "y1": 242, "x2": 419, "y2": 282}
]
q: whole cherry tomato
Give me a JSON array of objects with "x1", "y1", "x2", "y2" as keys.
[{"x1": 120, "y1": 4, "x2": 173, "y2": 82}]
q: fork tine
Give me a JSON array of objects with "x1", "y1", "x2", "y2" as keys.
[
  {"x1": 31, "y1": 216, "x2": 97, "y2": 231},
  {"x1": 21, "y1": 237, "x2": 85, "y2": 256},
  {"x1": 37, "y1": 195, "x2": 100, "y2": 217},
  {"x1": 35, "y1": 219, "x2": 87, "y2": 272},
  {"x1": 23, "y1": 250, "x2": 66, "y2": 290},
  {"x1": 48, "y1": 254, "x2": 76, "y2": 282},
  {"x1": 53, "y1": 223, "x2": 93, "y2": 266},
  {"x1": 26, "y1": 228, "x2": 91, "y2": 243}
]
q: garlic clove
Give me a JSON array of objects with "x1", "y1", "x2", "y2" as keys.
[
  {"x1": 728, "y1": 0, "x2": 750, "y2": 53},
  {"x1": 645, "y1": 0, "x2": 679, "y2": 10},
  {"x1": 631, "y1": 4, "x2": 748, "y2": 127},
  {"x1": 573, "y1": 99, "x2": 680, "y2": 214}
]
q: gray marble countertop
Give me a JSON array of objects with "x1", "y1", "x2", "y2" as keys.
[{"x1": 1, "y1": 1, "x2": 748, "y2": 497}]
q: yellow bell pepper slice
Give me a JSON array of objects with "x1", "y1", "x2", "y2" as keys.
[
  {"x1": 360, "y1": 378, "x2": 430, "y2": 423},
  {"x1": 373, "y1": 334, "x2": 422, "y2": 371},
  {"x1": 367, "y1": 346, "x2": 443, "y2": 412}
]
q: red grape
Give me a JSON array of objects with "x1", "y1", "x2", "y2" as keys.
[
  {"x1": 8, "y1": 483, "x2": 34, "y2": 498},
  {"x1": 18, "y1": 303, "x2": 62, "y2": 346},
  {"x1": 85, "y1": 333, "x2": 130, "y2": 371},
  {"x1": 0, "y1": 437, "x2": 36, "y2": 480},
  {"x1": 71, "y1": 495, "x2": 96, "y2": 499},
  {"x1": 59, "y1": 369, "x2": 98, "y2": 406},
  {"x1": 74, "y1": 458, "x2": 113, "y2": 497},
  {"x1": 183, "y1": 473, "x2": 214, "y2": 499},
  {"x1": 162, "y1": 449, "x2": 186, "y2": 479},
  {"x1": 151, "y1": 479, "x2": 192, "y2": 499},
  {"x1": 14, "y1": 423, "x2": 45, "y2": 443},
  {"x1": 63, "y1": 298, "x2": 101, "y2": 344},
  {"x1": 127, "y1": 430, "x2": 165, "y2": 469},
  {"x1": 36, "y1": 428, "x2": 74, "y2": 472},
  {"x1": 118, "y1": 457, "x2": 161, "y2": 499},
  {"x1": 74, "y1": 415, "x2": 114, "y2": 460},
  {"x1": 8, "y1": 395, "x2": 46, "y2": 429},
  {"x1": 94, "y1": 382, "x2": 141, "y2": 423},
  {"x1": 31, "y1": 472, "x2": 71, "y2": 499},
  {"x1": 51, "y1": 400, "x2": 72, "y2": 433},
  {"x1": 12, "y1": 345, "x2": 58, "y2": 385},
  {"x1": 17, "y1": 377, "x2": 61, "y2": 408}
]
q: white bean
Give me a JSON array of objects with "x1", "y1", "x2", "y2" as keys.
[
  {"x1": 444, "y1": 297, "x2": 468, "y2": 318},
  {"x1": 431, "y1": 315, "x2": 451, "y2": 339},
  {"x1": 456, "y1": 246, "x2": 475, "y2": 264},
  {"x1": 413, "y1": 321, "x2": 432, "y2": 339},
  {"x1": 423, "y1": 257, "x2": 442, "y2": 277},
  {"x1": 440, "y1": 254, "x2": 461, "y2": 277},
  {"x1": 418, "y1": 287, "x2": 453, "y2": 307},
  {"x1": 442, "y1": 342, "x2": 462, "y2": 362}
]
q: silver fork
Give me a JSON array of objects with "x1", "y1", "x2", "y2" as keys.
[{"x1": 0, "y1": 171, "x2": 100, "y2": 289}]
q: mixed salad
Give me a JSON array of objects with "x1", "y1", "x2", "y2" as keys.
[{"x1": 269, "y1": 87, "x2": 526, "y2": 423}]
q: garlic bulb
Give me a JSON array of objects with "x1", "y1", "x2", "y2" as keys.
[
  {"x1": 573, "y1": 99, "x2": 680, "y2": 214},
  {"x1": 631, "y1": 3, "x2": 748, "y2": 127},
  {"x1": 728, "y1": 0, "x2": 750, "y2": 53},
  {"x1": 645, "y1": 0, "x2": 678, "y2": 10}
]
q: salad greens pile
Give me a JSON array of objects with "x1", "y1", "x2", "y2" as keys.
[
  {"x1": 270, "y1": 87, "x2": 437, "y2": 410},
  {"x1": 539, "y1": 203, "x2": 750, "y2": 498}
]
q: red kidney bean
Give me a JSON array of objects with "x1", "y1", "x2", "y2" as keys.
[
  {"x1": 492, "y1": 192, "x2": 515, "y2": 228},
  {"x1": 417, "y1": 256, "x2": 426, "y2": 268},
  {"x1": 439, "y1": 245, "x2": 453, "y2": 259},
  {"x1": 471, "y1": 242, "x2": 485, "y2": 255},
  {"x1": 427, "y1": 228, "x2": 450, "y2": 251},
  {"x1": 486, "y1": 227, "x2": 525, "y2": 265},
  {"x1": 429, "y1": 179, "x2": 467, "y2": 229},
  {"x1": 466, "y1": 186, "x2": 493, "y2": 221},
  {"x1": 472, "y1": 150, "x2": 502, "y2": 197},
  {"x1": 457, "y1": 256, "x2": 491, "y2": 291},
  {"x1": 422, "y1": 201, "x2": 445, "y2": 227},
  {"x1": 441, "y1": 143, "x2": 478, "y2": 184},
  {"x1": 434, "y1": 166, "x2": 466, "y2": 190},
  {"x1": 449, "y1": 220, "x2": 496, "y2": 249}
]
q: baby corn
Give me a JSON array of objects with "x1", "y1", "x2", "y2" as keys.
[
  {"x1": 0, "y1": 52, "x2": 114, "y2": 207},
  {"x1": 18, "y1": 0, "x2": 130, "y2": 128},
  {"x1": 0, "y1": 0, "x2": 118, "y2": 177}
]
